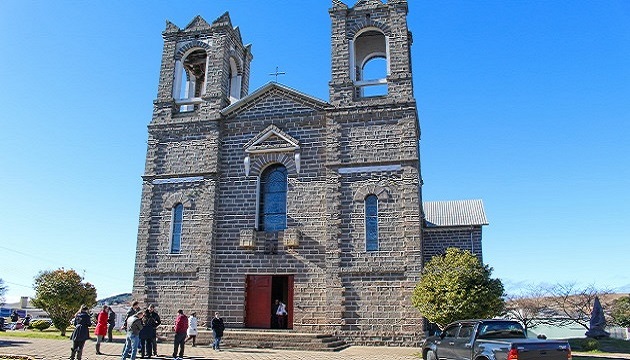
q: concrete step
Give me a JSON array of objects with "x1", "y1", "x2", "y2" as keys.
[{"x1": 158, "y1": 329, "x2": 348, "y2": 352}]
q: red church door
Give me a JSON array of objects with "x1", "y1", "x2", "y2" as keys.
[
  {"x1": 245, "y1": 275, "x2": 293, "y2": 329},
  {"x1": 245, "y1": 275, "x2": 272, "y2": 328}
]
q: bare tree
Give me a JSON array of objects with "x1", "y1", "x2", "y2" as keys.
[
  {"x1": 504, "y1": 285, "x2": 556, "y2": 333},
  {"x1": 546, "y1": 283, "x2": 612, "y2": 330}
]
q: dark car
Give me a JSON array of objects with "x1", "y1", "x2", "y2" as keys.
[{"x1": 422, "y1": 319, "x2": 572, "y2": 360}]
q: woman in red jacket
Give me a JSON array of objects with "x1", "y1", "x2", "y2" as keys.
[{"x1": 94, "y1": 305, "x2": 109, "y2": 355}]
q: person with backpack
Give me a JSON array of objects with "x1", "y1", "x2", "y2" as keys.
[{"x1": 121, "y1": 310, "x2": 144, "y2": 360}]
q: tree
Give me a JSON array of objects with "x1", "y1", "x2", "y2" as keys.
[
  {"x1": 411, "y1": 248, "x2": 505, "y2": 329},
  {"x1": 504, "y1": 285, "x2": 555, "y2": 333},
  {"x1": 545, "y1": 283, "x2": 612, "y2": 331},
  {"x1": 610, "y1": 295, "x2": 630, "y2": 328},
  {"x1": 31, "y1": 269, "x2": 97, "y2": 336},
  {"x1": 0, "y1": 278, "x2": 6, "y2": 306}
]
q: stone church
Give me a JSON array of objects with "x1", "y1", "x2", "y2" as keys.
[{"x1": 132, "y1": 0, "x2": 487, "y2": 346}]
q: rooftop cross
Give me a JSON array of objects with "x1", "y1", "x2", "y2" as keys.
[{"x1": 269, "y1": 66, "x2": 286, "y2": 82}]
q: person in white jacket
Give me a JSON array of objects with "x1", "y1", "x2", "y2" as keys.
[{"x1": 185, "y1": 312, "x2": 198, "y2": 347}]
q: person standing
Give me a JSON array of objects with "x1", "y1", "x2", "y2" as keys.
[
  {"x1": 121, "y1": 310, "x2": 144, "y2": 360},
  {"x1": 210, "y1": 312, "x2": 225, "y2": 351},
  {"x1": 139, "y1": 309, "x2": 156, "y2": 358},
  {"x1": 185, "y1": 312, "x2": 198, "y2": 347},
  {"x1": 107, "y1": 307, "x2": 116, "y2": 342},
  {"x1": 10, "y1": 310, "x2": 18, "y2": 323},
  {"x1": 123, "y1": 301, "x2": 140, "y2": 331},
  {"x1": 23, "y1": 314, "x2": 31, "y2": 330},
  {"x1": 275, "y1": 299, "x2": 288, "y2": 329},
  {"x1": 94, "y1": 305, "x2": 109, "y2": 354},
  {"x1": 147, "y1": 304, "x2": 161, "y2": 356},
  {"x1": 70, "y1": 305, "x2": 92, "y2": 360},
  {"x1": 172, "y1": 310, "x2": 188, "y2": 360}
]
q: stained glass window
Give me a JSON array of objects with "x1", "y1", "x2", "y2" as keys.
[
  {"x1": 365, "y1": 195, "x2": 379, "y2": 251},
  {"x1": 171, "y1": 203, "x2": 183, "y2": 253},
  {"x1": 260, "y1": 164, "x2": 287, "y2": 231}
]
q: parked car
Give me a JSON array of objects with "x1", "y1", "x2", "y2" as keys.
[{"x1": 422, "y1": 319, "x2": 572, "y2": 360}]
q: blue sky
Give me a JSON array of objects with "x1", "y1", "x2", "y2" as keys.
[{"x1": 1, "y1": 0, "x2": 629, "y2": 304}]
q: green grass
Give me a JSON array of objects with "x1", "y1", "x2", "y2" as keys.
[
  {"x1": 0, "y1": 328, "x2": 125, "y2": 341},
  {"x1": 569, "y1": 337, "x2": 630, "y2": 354},
  {"x1": 0, "y1": 329, "x2": 67, "y2": 340}
]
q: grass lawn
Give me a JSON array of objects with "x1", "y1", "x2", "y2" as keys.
[
  {"x1": 0, "y1": 329, "x2": 67, "y2": 340},
  {"x1": 569, "y1": 337, "x2": 630, "y2": 354},
  {"x1": 0, "y1": 328, "x2": 125, "y2": 341}
]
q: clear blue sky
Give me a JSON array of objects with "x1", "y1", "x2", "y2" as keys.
[{"x1": 1, "y1": 0, "x2": 629, "y2": 304}]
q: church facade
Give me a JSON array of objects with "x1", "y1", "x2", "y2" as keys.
[{"x1": 132, "y1": 0, "x2": 487, "y2": 346}]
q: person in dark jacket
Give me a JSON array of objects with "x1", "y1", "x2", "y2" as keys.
[
  {"x1": 10, "y1": 310, "x2": 19, "y2": 323},
  {"x1": 70, "y1": 305, "x2": 92, "y2": 360},
  {"x1": 123, "y1": 301, "x2": 140, "y2": 331},
  {"x1": 210, "y1": 312, "x2": 225, "y2": 351},
  {"x1": 121, "y1": 310, "x2": 144, "y2": 360},
  {"x1": 139, "y1": 309, "x2": 156, "y2": 358},
  {"x1": 107, "y1": 307, "x2": 116, "y2": 342},
  {"x1": 172, "y1": 310, "x2": 188, "y2": 360},
  {"x1": 23, "y1": 314, "x2": 31, "y2": 329},
  {"x1": 147, "y1": 304, "x2": 161, "y2": 356}
]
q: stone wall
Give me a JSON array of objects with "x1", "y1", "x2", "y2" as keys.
[
  {"x1": 132, "y1": 0, "x2": 484, "y2": 348},
  {"x1": 422, "y1": 227, "x2": 484, "y2": 264}
]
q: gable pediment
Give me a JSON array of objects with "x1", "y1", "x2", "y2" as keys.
[
  {"x1": 221, "y1": 82, "x2": 329, "y2": 118},
  {"x1": 244, "y1": 124, "x2": 299, "y2": 154}
]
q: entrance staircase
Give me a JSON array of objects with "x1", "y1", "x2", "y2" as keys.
[{"x1": 159, "y1": 329, "x2": 349, "y2": 351}]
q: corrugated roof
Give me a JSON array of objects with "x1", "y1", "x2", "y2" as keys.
[{"x1": 423, "y1": 199, "x2": 488, "y2": 227}]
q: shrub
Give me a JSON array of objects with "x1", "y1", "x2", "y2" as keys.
[
  {"x1": 29, "y1": 320, "x2": 52, "y2": 332},
  {"x1": 579, "y1": 338, "x2": 600, "y2": 351}
]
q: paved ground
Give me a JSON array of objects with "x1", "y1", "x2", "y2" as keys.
[
  {"x1": 0, "y1": 336, "x2": 423, "y2": 360},
  {"x1": 3, "y1": 335, "x2": 630, "y2": 360}
]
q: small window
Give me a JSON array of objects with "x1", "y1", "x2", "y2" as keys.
[
  {"x1": 365, "y1": 194, "x2": 378, "y2": 251},
  {"x1": 171, "y1": 203, "x2": 183, "y2": 253},
  {"x1": 443, "y1": 325, "x2": 459, "y2": 338},
  {"x1": 259, "y1": 164, "x2": 288, "y2": 231},
  {"x1": 458, "y1": 324, "x2": 474, "y2": 339}
]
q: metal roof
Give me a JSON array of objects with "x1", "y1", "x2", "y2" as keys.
[{"x1": 423, "y1": 199, "x2": 488, "y2": 227}]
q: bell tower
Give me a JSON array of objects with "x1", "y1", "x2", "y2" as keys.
[
  {"x1": 153, "y1": 13, "x2": 253, "y2": 121},
  {"x1": 329, "y1": 0, "x2": 413, "y2": 106}
]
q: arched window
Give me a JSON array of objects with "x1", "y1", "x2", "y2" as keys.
[
  {"x1": 365, "y1": 195, "x2": 379, "y2": 251},
  {"x1": 227, "y1": 57, "x2": 241, "y2": 104},
  {"x1": 352, "y1": 28, "x2": 389, "y2": 97},
  {"x1": 173, "y1": 48, "x2": 207, "y2": 112},
  {"x1": 259, "y1": 164, "x2": 288, "y2": 231},
  {"x1": 171, "y1": 203, "x2": 184, "y2": 253}
]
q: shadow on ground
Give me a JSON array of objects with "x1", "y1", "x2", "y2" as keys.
[{"x1": 0, "y1": 339, "x2": 30, "y2": 348}]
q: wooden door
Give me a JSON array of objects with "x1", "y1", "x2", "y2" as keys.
[{"x1": 245, "y1": 275, "x2": 272, "y2": 328}]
